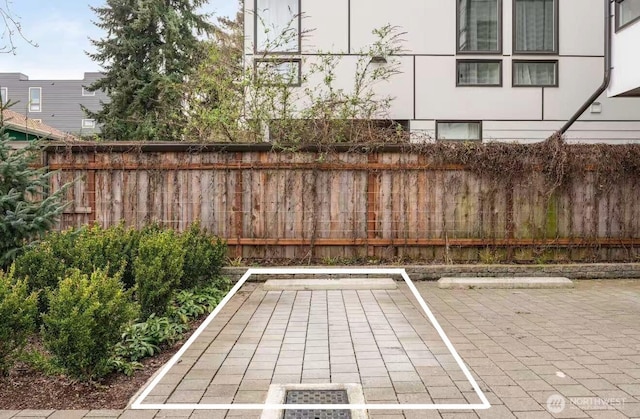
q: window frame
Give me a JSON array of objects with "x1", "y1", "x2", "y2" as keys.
[
  {"x1": 28, "y1": 87, "x2": 42, "y2": 112},
  {"x1": 82, "y1": 119, "x2": 96, "y2": 129},
  {"x1": 456, "y1": 59, "x2": 503, "y2": 87},
  {"x1": 254, "y1": 0, "x2": 302, "y2": 55},
  {"x1": 512, "y1": 0, "x2": 559, "y2": 55},
  {"x1": 253, "y1": 58, "x2": 302, "y2": 87},
  {"x1": 436, "y1": 120, "x2": 483, "y2": 141},
  {"x1": 82, "y1": 87, "x2": 95, "y2": 97},
  {"x1": 0, "y1": 87, "x2": 7, "y2": 105},
  {"x1": 512, "y1": 60, "x2": 559, "y2": 87},
  {"x1": 456, "y1": 0, "x2": 503, "y2": 55},
  {"x1": 616, "y1": 0, "x2": 640, "y2": 31}
]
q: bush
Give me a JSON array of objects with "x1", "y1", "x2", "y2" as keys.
[
  {"x1": 73, "y1": 224, "x2": 140, "y2": 289},
  {"x1": 180, "y1": 222, "x2": 227, "y2": 289},
  {"x1": 14, "y1": 225, "x2": 142, "y2": 298},
  {"x1": 44, "y1": 228, "x2": 82, "y2": 266},
  {"x1": 134, "y1": 230, "x2": 185, "y2": 319},
  {"x1": 0, "y1": 266, "x2": 38, "y2": 375},
  {"x1": 42, "y1": 268, "x2": 138, "y2": 380},
  {"x1": 113, "y1": 314, "x2": 187, "y2": 362},
  {"x1": 167, "y1": 282, "x2": 231, "y2": 324},
  {"x1": 13, "y1": 242, "x2": 67, "y2": 315},
  {"x1": 112, "y1": 281, "x2": 230, "y2": 371}
]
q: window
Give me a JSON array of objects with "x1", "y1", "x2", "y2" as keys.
[
  {"x1": 457, "y1": 0, "x2": 502, "y2": 53},
  {"x1": 457, "y1": 60, "x2": 502, "y2": 86},
  {"x1": 514, "y1": 0, "x2": 558, "y2": 53},
  {"x1": 82, "y1": 119, "x2": 96, "y2": 129},
  {"x1": 513, "y1": 60, "x2": 558, "y2": 86},
  {"x1": 617, "y1": 0, "x2": 640, "y2": 30},
  {"x1": 82, "y1": 87, "x2": 95, "y2": 96},
  {"x1": 0, "y1": 87, "x2": 7, "y2": 105},
  {"x1": 436, "y1": 121, "x2": 482, "y2": 141},
  {"x1": 255, "y1": 0, "x2": 300, "y2": 53},
  {"x1": 31, "y1": 119, "x2": 42, "y2": 123},
  {"x1": 254, "y1": 59, "x2": 301, "y2": 86},
  {"x1": 29, "y1": 87, "x2": 42, "y2": 112}
]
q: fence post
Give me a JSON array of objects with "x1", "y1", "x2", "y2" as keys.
[
  {"x1": 234, "y1": 152, "x2": 244, "y2": 259},
  {"x1": 87, "y1": 153, "x2": 96, "y2": 224},
  {"x1": 506, "y1": 179, "x2": 514, "y2": 259},
  {"x1": 367, "y1": 153, "x2": 379, "y2": 257}
]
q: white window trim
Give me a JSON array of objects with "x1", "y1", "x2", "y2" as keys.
[
  {"x1": 0, "y1": 87, "x2": 7, "y2": 105},
  {"x1": 82, "y1": 87, "x2": 95, "y2": 96},
  {"x1": 82, "y1": 119, "x2": 96, "y2": 129},
  {"x1": 29, "y1": 87, "x2": 42, "y2": 112}
]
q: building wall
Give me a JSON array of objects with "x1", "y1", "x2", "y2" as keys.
[
  {"x1": 245, "y1": 0, "x2": 640, "y2": 142},
  {"x1": 609, "y1": 8, "x2": 640, "y2": 97},
  {"x1": 0, "y1": 72, "x2": 108, "y2": 136}
]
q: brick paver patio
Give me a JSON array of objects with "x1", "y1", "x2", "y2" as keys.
[{"x1": 2, "y1": 279, "x2": 639, "y2": 418}]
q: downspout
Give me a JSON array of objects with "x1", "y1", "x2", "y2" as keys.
[{"x1": 557, "y1": 0, "x2": 612, "y2": 135}]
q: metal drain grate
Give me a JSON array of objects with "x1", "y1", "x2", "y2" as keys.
[{"x1": 284, "y1": 390, "x2": 351, "y2": 419}]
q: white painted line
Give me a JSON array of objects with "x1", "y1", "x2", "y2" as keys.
[
  {"x1": 132, "y1": 267, "x2": 491, "y2": 411},
  {"x1": 263, "y1": 278, "x2": 397, "y2": 291}
]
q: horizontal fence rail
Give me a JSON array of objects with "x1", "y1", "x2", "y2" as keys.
[{"x1": 44, "y1": 143, "x2": 640, "y2": 262}]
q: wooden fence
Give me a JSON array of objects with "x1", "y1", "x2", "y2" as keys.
[{"x1": 44, "y1": 143, "x2": 640, "y2": 262}]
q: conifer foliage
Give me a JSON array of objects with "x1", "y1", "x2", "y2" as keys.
[
  {"x1": 85, "y1": 0, "x2": 213, "y2": 141},
  {"x1": 0, "y1": 113, "x2": 70, "y2": 267}
]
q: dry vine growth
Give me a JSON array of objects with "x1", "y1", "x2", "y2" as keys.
[{"x1": 42, "y1": 136, "x2": 640, "y2": 264}]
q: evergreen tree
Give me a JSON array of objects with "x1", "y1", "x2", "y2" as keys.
[
  {"x1": 0, "y1": 110, "x2": 70, "y2": 267},
  {"x1": 85, "y1": 0, "x2": 213, "y2": 141}
]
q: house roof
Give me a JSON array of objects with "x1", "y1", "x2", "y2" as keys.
[{"x1": 2, "y1": 109, "x2": 78, "y2": 141}]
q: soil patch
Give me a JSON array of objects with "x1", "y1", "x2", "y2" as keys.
[{"x1": 0, "y1": 318, "x2": 205, "y2": 410}]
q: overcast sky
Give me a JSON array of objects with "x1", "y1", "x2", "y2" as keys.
[{"x1": 0, "y1": 0, "x2": 238, "y2": 80}]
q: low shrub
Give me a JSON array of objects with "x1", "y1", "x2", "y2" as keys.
[
  {"x1": 42, "y1": 268, "x2": 138, "y2": 380},
  {"x1": 111, "y1": 281, "x2": 230, "y2": 374},
  {"x1": 167, "y1": 282, "x2": 231, "y2": 323},
  {"x1": 72, "y1": 224, "x2": 141, "y2": 289},
  {"x1": 13, "y1": 242, "x2": 67, "y2": 315},
  {"x1": 134, "y1": 229, "x2": 185, "y2": 319},
  {"x1": 0, "y1": 266, "x2": 38, "y2": 375},
  {"x1": 180, "y1": 222, "x2": 227, "y2": 289},
  {"x1": 14, "y1": 225, "x2": 142, "y2": 298},
  {"x1": 113, "y1": 315, "x2": 187, "y2": 362}
]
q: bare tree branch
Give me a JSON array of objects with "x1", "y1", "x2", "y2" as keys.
[{"x1": 0, "y1": 0, "x2": 37, "y2": 54}]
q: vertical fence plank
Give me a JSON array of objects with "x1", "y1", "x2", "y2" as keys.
[{"x1": 42, "y1": 147, "x2": 640, "y2": 262}]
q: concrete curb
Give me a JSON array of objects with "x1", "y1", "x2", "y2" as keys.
[
  {"x1": 437, "y1": 276, "x2": 574, "y2": 289},
  {"x1": 221, "y1": 263, "x2": 640, "y2": 282}
]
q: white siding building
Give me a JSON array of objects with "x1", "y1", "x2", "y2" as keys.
[
  {"x1": 245, "y1": 0, "x2": 640, "y2": 142},
  {"x1": 609, "y1": 0, "x2": 640, "y2": 97}
]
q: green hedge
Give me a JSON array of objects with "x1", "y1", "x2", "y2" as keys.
[
  {"x1": 10, "y1": 221, "x2": 228, "y2": 381},
  {"x1": 42, "y1": 268, "x2": 138, "y2": 380},
  {"x1": 0, "y1": 266, "x2": 38, "y2": 375},
  {"x1": 134, "y1": 229, "x2": 185, "y2": 318}
]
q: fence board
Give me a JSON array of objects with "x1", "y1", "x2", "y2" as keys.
[{"x1": 45, "y1": 146, "x2": 640, "y2": 262}]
